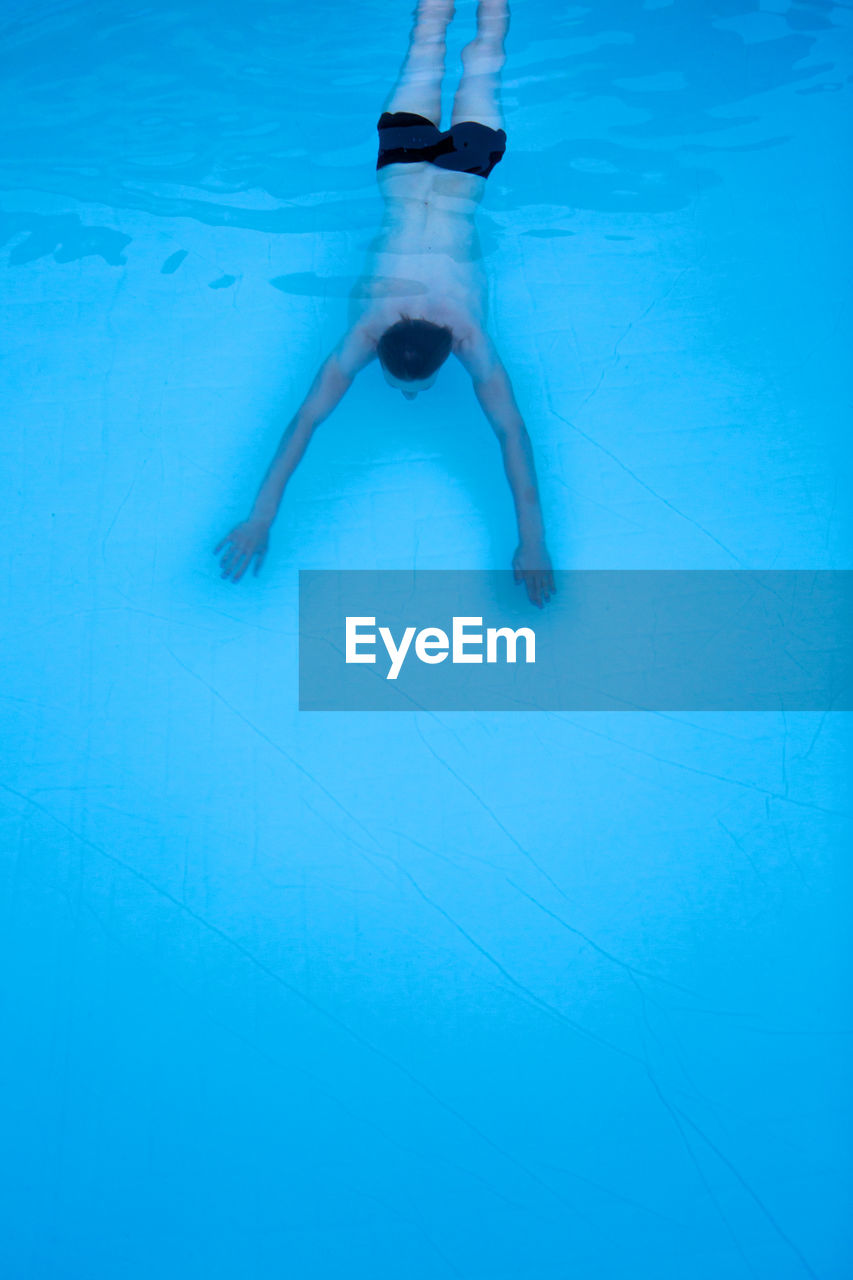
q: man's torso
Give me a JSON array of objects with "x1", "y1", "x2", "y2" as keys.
[{"x1": 351, "y1": 165, "x2": 489, "y2": 342}]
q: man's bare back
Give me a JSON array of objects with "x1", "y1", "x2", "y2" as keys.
[
  {"x1": 356, "y1": 163, "x2": 488, "y2": 340},
  {"x1": 216, "y1": 0, "x2": 555, "y2": 606}
]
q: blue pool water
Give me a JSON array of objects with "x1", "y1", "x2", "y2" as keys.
[{"x1": 1, "y1": 2, "x2": 851, "y2": 1276}]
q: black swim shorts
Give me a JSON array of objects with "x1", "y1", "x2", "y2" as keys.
[{"x1": 376, "y1": 111, "x2": 506, "y2": 179}]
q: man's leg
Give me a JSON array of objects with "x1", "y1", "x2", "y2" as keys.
[
  {"x1": 451, "y1": 0, "x2": 509, "y2": 131},
  {"x1": 383, "y1": 0, "x2": 456, "y2": 124}
]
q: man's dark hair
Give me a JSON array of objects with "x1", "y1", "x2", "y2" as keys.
[{"x1": 377, "y1": 317, "x2": 453, "y2": 382}]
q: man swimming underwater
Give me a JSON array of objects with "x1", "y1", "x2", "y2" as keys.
[{"x1": 216, "y1": 0, "x2": 555, "y2": 606}]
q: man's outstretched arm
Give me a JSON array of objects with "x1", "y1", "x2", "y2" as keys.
[
  {"x1": 456, "y1": 330, "x2": 555, "y2": 607},
  {"x1": 216, "y1": 328, "x2": 375, "y2": 581}
]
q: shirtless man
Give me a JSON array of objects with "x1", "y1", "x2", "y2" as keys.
[{"x1": 216, "y1": 0, "x2": 555, "y2": 606}]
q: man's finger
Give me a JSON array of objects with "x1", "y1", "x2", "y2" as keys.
[
  {"x1": 214, "y1": 535, "x2": 231, "y2": 555},
  {"x1": 221, "y1": 546, "x2": 242, "y2": 576},
  {"x1": 233, "y1": 553, "x2": 251, "y2": 582},
  {"x1": 253, "y1": 548, "x2": 266, "y2": 576}
]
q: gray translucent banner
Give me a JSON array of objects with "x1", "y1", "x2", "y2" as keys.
[{"x1": 298, "y1": 571, "x2": 853, "y2": 712}]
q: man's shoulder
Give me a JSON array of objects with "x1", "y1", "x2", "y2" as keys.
[
  {"x1": 453, "y1": 324, "x2": 496, "y2": 377},
  {"x1": 337, "y1": 322, "x2": 379, "y2": 375}
]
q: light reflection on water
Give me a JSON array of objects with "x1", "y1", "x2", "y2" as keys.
[{"x1": 1, "y1": 0, "x2": 846, "y2": 262}]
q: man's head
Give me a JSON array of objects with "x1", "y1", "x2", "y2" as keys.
[{"x1": 377, "y1": 317, "x2": 452, "y2": 399}]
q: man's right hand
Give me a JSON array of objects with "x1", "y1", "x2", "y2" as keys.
[{"x1": 214, "y1": 517, "x2": 269, "y2": 582}]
